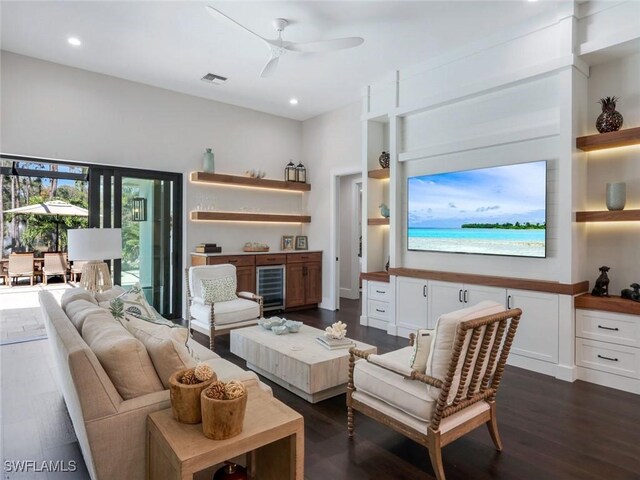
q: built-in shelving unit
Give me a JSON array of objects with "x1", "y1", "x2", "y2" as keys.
[
  {"x1": 191, "y1": 211, "x2": 311, "y2": 223},
  {"x1": 575, "y1": 209, "x2": 640, "y2": 222},
  {"x1": 368, "y1": 169, "x2": 390, "y2": 179},
  {"x1": 576, "y1": 126, "x2": 640, "y2": 152},
  {"x1": 575, "y1": 293, "x2": 640, "y2": 316},
  {"x1": 190, "y1": 171, "x2": 311, "y2": 192},
  {"x1": 368, "y1": 217, "x2": 390, "y2": 226}
]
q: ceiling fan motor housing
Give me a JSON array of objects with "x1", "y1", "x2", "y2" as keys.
[{"x1": 272, "y1": 18, "x2": 288, "y2": 32}]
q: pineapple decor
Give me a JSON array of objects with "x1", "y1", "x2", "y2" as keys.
[{"x1": 596, "y1": 96, "x2": 624, "y2": 133}]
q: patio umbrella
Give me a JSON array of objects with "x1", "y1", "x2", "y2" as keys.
[{"x1": 4, "y1": 200, "x2": 89, "y2": 251}]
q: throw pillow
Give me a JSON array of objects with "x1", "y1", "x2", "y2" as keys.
[
  {"x1": 201, "y1": 276, "x2": 237, "y2": 303},
  {"x1": 408, "y1": 329, "x2": 434, "y2": 374},
  {"x1": 106, "y1": 283, "x2": 165, "y2": 324},
  {"x1": 94, "y1": 285, "x2": 126, "y2": 303}
]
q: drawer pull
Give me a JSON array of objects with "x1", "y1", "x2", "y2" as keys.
[
  {"x1": 375, "y1": 290, "x2": 385, "y2": 294},
  {"x1": 597, "y1": 354, "x2": 619, "y2": 362},
  {"x1": 375, "y1": 308, "x2": 386, "y2": 313},
  {"x1": 597, "y1": 325, "x2": 619, "y2": 332}
]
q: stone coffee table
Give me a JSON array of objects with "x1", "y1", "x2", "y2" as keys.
[{"x1": 230, "y1": 325, "x2": 377, "y2": 403}]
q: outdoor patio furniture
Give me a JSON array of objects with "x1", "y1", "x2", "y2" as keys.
[
  {"x1": 42, "y1": 253, "x2": 68, "y2": 285},
  {"x1": 70, "y1": 260, "x2": 88, "y2": 282},
  {"x1": 8, "y1": 253, "x2": 35, "y2": 286}
]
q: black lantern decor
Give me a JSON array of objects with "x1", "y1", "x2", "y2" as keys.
[
  {"x1": 295, "y1": 162, "x2": 307, "y2": 183},
  {"x1": 132, "y1": 197, "x2": 147, "y2": 222},
  {"x1": 285, "y1": 161, "x2": 296, "y2": 182}
]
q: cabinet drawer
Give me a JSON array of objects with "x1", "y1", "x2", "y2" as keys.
[
  {"x1": 207, "y1": 255, "x2": 255, "y2": 267},
  {"x1": 368, "y1": 281, "x2": 391, "y2": 301},
  {"x1": 368, "y1": 299, "x2": 391, "y2": 321},
  {"x1": 576, "y1": 338, "x2": 640, "y2": 379},
  {"x1": 255, "y1": 254, "x2": 286, "y2": 266},
  {"x1": 576, "y1": 310, "x2": 640, "y2": 348},
  {"x1": 286, "y1": 252, "x2": 322, "y2": 264}
]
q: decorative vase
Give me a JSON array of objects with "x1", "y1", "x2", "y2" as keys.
[
  {"x1": 378, "y1": 151, "x2": 390, "y2": 169},
  {"x1": 201, "y1": 390, "x2": 248, "y2": 440},
  {"x1": 596, "y1": 97, "x2": 623, "y2": 133},
  {"x1": 169, "y1": 369, "x2": 216, "y2": 424},
  {"x1": 606, "y1": 182, "x2": 626, "y2": 211},
  {"x1": 203, "y1": 148, "x2": 215, "y2": 173}
]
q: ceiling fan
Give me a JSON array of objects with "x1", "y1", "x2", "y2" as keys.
[{"x1": 206, "y1": 6, "x2": 364, "y2": 78}]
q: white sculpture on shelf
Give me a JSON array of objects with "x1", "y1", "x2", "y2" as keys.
[{"x1": 325, "y1": 321, "x2": 347, "y2": 340}]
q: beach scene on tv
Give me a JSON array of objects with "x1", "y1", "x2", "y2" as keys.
[{"x1": 407, "y1": 161, "x2": 547, "y2": 258}]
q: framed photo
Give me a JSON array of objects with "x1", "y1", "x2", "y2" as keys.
[
  {"x1": 295, "y1": 235, "x2": 308, "y2": 250},
  {"x1": 282, "y1": 235, "x2": 295, "y2": 251}
]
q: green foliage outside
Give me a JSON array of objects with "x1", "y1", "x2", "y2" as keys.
[
  {"x1": 461, "y1": 222, "x2": 546, "y2": 230},
  {"x1": 121, "y1": 184, "x2": 141, "y2": 272}
]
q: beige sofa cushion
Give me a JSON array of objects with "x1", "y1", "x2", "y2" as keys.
[
  {"x1": 191, "y1": 297, "x2": 260, "y2": 327},
  {"x1": 425, "y1": 300, "x2": 503, "y2": 404},
  {"x1": 61, "y1": 288, "x2": 97, "y2": 309},
  {"x1": 353, "y1": 347, "x2": 434, "y2": 421},
  {"x1": 123, "y1": 315, "x2": 197, "y2": 388},
  {"x1": 82, "y1": 314, "x2": 163, "y2": 399},
  {"x1": 64, "y1": 299, "x2": 108, "y2": 331}
]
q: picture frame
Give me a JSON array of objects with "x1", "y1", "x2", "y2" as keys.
[
  {"x1": 295, "y1": 235, "x2": 308, "y2": 250},
  {"x1": 281, "y1": 235, "x2": 295, "y2": 251}
]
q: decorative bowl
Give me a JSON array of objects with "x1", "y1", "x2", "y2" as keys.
[
  {"x1": 272, "y1": 325, "x2": 288, "y2": 335},
  {"x1": 284, "y1": 320, "x2": 303, "y2": 333},
  {"x1": 258, "y1": 317, "x2": 285, "y2": 330}
]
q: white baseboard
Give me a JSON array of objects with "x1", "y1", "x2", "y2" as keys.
[
  {"x1": 360, "y1": 315, "x2": 369, "y2": 326},
  {"x1": 319, "y1": 297, "x2": 333, "y2": 311},
  {"x1": 507, "y1": 354, "x2": 557, "y2": 377},
  {"x1": 386, "y1": 323, "x2": 398, "y2": 336},
  {"x1": 555, "y1": 364, "x2": 577, "y2": 382},
  {"x1": 577, "y1": 367, "x2": 640, "y2": 394},
  {"x1": 339, "y1": 287, "x2": 359, "y2": 300}
]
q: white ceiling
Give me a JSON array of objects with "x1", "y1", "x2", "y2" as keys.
[{"x1": 1, "y1": 1, "x2": 557, "y2": 121}]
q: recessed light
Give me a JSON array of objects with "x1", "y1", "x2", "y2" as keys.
[
  {"x1": 289, "y1": 98, "x2": 299, "y2": 105},
  {"x1": 67, "y1": 37, "x2": 82, "y2": 46}
]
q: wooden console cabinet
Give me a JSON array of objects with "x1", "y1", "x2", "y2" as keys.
[{"x1": 191, "y1": 251, "x2": 322, "y2": 310}]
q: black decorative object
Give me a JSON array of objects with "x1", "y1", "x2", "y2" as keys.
[
  {"x1": 378, "y1": 151, "x2": 390, "y2": 169},
  {"x1": 295, "y1": 162, "x2": 307, "y2": 183},
  {"x1": 596, "y1": 96, "x2": 624, "y2": 133},
  {"x1": 591, "y1": 266, "x2": 610, "y2": 297},
  {"x1": 621, "y1": 283, "x2": 640, "y2": 302},
  {"x1": 285, "y1": 161, "x2": 296, "y2": 182},
  {"x1": 132, "y1": 197, "x2": 147, "y2": 222},
  {"x1": 385, "y1": 257, "x2": 390, "y2": 272}
]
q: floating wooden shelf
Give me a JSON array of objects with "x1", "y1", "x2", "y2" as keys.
[
  {"x1": 368, "y1": 218, "x2": 390, "y2": 226},
  {"x1": 575, "y1": 210, "x2": 640, "y2": 222},
  {"x1": 575, "y1": 294, "x2": 640, "y2": 316},
  {"x1": 576, "y1": 127, "x2": 640, "y2": 152},
  {"x1": 360, "y1": 271, "x2": 390, "y2": 283},
  {"x1": 368, "y1": 169, "x2": 390, "y2": 179},
  {"x1": 191, "y1": 172, "x2": 310, "y2": 192},
  {"x1": 191, "y1": 211, "x2": 311, "y2": 223}
]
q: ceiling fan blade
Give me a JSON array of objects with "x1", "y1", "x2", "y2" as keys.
[
  {"x1": 205, "y1": 6, "x2": 267, "y2": 43},
  {"x1": 260, "y1": 56, "x2": 280, "y2": 78},
  {"x1": 284, "y1": 37, "x2": 364, "y2": 53}
]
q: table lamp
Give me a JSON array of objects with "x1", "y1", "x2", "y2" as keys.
[{"x1": 68, "y1": 228, "x2": 122, "y2": 293}]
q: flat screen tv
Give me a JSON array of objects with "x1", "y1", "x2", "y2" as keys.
[{"x1": 407, "y1": 160, "x2": 547, "y2": 258}]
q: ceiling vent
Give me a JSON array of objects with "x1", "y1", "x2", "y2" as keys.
[{"x1": 201, "y1": 73, "x2": 227, "y2": 85}]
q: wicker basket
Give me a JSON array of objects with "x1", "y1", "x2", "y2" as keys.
[
  {"x1": 201, "y1": 390, "x2": 248, "y2": 440},
  {"x1": 242, "y1": 246, "x2": 269, "y2": 252},
  {"x1": 169, "y1": 368, "x2": 216, "y2": 424}
]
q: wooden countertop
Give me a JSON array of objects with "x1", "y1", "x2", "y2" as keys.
[
  {"x1": 192, "y1": 250, "x2": 322, "y2": 257},
  {"x1": 575, "y1": 293, "x2": 640, "y2": 316}
]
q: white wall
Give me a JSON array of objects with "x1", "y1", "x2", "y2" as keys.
[
  {"x1": 585, "y1": 52, "x2": 640, "y2": 293},
  {"x1": 302, "y1": 101, "x2": 362, "y2": 308},
  {"x1": 339, "y1": 173, "x2": 361, "y2": 299},
  {"x1": 1, "y1": 51, "x2": 304, "y2": 295}
]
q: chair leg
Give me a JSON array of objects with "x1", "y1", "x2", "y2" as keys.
[
  {"x1": 486, "y1": 401, "x2": 503, "y2": 451},
  {"x1": 347, "y1": 405, "x2": 354, "y2": 437},
  {"x1": 427, "y1": 429, "x2": 446, "y2": 480},
  {"x1": 209, "y1": 330, "x2": 215, "y2": 351}
]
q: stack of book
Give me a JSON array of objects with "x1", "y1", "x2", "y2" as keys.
[
  {"x1": 315, "y1": 335, "x2": 355, "y2": 350},
  {"x1": 195, "y1": 243, "x2": 222, "y2": 254}
]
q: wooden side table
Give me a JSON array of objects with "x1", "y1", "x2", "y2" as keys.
[{"x1": 147, "y1": 387, "x2": 304, "y2": 480}]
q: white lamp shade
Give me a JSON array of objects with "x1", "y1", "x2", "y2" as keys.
[{"x1": 68, "y1": 228, "x2": 122, "y2": 261}]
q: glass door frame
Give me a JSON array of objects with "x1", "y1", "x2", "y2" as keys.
[{"x1": 88, "y1": 166, "x2": 182, "y2": 318}]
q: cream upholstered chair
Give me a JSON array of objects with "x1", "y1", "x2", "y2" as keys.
[
  {"x1": 347, "y1": 301, "x2": 521, "y2": 480},
  {"x1": 43, "y1": 252, "x2": 68, "y2": 285},
  {"x1": 186, "y1": 265, "x2": 263, "y2": 350},
  {"x1": 8, "y1": 253, "x2": 35, "y2": 286},
  {"x1": 70, "y1": 260, "x2": 88, "y2": 282}
]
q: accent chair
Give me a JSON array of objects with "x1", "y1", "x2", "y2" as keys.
[
  {"x1": 43, "y1": 252, "x2": 68, "y2": 285},
  {"x1": 8, "y1": 252, "x2": 35, "y2": 286}
]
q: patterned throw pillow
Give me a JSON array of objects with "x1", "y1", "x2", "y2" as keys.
[
  {"x1": 108, "y1": 283, "x2": 167, "y2": 324},
  {"x1": 409, "y1": 329, "x2": 434, "y2": 374},
  {"x1": 201, "y1": 276, "x2": 237, "y2": 303}
]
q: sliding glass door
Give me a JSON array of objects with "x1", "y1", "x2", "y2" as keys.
[{"x1": 89, "y1": 167, "x2": 182, "y2": 318}]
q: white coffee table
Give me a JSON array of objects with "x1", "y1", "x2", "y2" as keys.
[{"x1": 230, "y1": 325, "x2": 377, "y2": 403}]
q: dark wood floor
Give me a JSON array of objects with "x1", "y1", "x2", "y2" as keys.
[{"x1": 193, "y1": 298, "x2": 640, "y2": 480}]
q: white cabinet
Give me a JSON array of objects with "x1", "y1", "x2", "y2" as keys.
[
  {"x1": 396, "y1": 276, "x2": 428, "y2": 337},
  {"x1": 507, "y1": 289, "x2": 559, "y2": 364},
  {"x1": 362, "y1": 280, "x2": 394, "y2": 331},
  {"x1": 428, "y1": 281, "x2": 506, "y2": 328}
]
